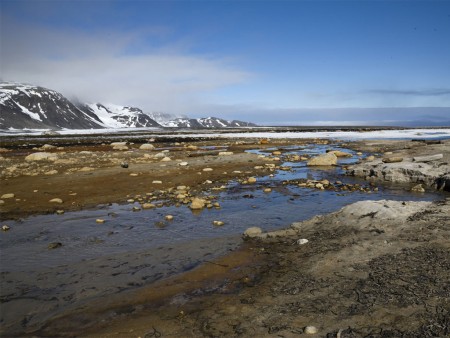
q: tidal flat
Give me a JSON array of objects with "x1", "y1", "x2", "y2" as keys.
[{"x1": 0, "y1": 130, "x2": 449, "y2": 337}]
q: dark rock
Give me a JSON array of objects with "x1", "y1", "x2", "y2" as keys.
[{"x1": 48, "y1": 242, "x2": 62, "y2": 249}]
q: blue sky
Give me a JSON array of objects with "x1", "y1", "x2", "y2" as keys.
[{"x1": 1, "y1": 0, "x2": 450, "y2": 125}]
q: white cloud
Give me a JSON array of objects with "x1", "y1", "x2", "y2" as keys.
[{"x1": 0, "y1": 18, "x2": 252, "y2": 114}]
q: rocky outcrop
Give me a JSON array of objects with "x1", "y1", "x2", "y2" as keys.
[{"x1": 347, "y1": 155, "x2": 450, "y2": 191}]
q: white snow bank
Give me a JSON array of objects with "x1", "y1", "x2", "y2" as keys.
[{"x1": 1, "y1": 128, "x2": 450, "y2": 140}]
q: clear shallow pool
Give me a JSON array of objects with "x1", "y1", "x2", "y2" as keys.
[{"x1": 0, "y1": 144, "x2": 447, "y2": 334}]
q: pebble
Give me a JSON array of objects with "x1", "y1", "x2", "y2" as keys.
[
  {"x1": 49, "y1": 198, "x2": 63, "y2": 204},
  {"x1": 160, "y1": 157, "x2": 171, "y2": 162},
  {"x1": 297, "y1": 238, "x2": 309, "y2": 245},
  {"x1": 304, "y1": 326, "x2": 318, "y2": 334},
  {"x1": 129, "y1": 173, "x2": 138, "y2": 177},
  {"x1": 56, "y1": 210, "x2": 65, "y2": 215},
  {"x1": 132, "y1": 206, "x2": 141, "y2": 212},
  {"x1": 165, "y1": 215, "x2": 174, "y2": 221},
  {"x1": 139, "y1": 143, "x2": 155, "y2": 150},
  {"x1": 382, "y1": 156, "x2": 403, "y2": 163},
  {"x1": 120, "y1": 162, "x2": 129, "y2": 168},
  {"x1": 79, "y1": 167, "x2": 94, "y2": 172},
  {"x1": 2, "y1": 225, "x2": 10, "y2": 231},
  {"x1": 203, "y1": 168, "x2": 213, "y2": 172},
  {"x1": 213, "y1": 220, "x2": 225, "y2": 226},
  {"x1": 247, "y1": 177, "x2": 257, "y2": 183},
  {"x1": 48, "y1": 242, "x2": 62, "y2": 249},
  {"x1": 1, "y1": 193, "x2": 14, "y2": 199},
  {"x1": 113, "y1": 145, "x2": 128, "y2": 150},
  {"x1": 411, "y1": 184, "x2": 425, "y2": 193},
  {"x1": 142, "y1": 203, "x2": 156, "y2": 209},
  {"x1": 178, "y1": 162, "x2": 188, "y2": 166},
  {"x1": 45, "y1": 170, "x2": 58, "y2": 175},
  {"x1": 263, "y1": 188, "x2": 272, "y2": 193},
  {"x1": 152, "y1": 180, "x2": 163, "y2": 184},
  {"x1": 96, "y1": 219, "x2": 105, "y2": 224}
]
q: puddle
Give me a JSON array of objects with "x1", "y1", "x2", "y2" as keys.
[{"x1": 0, "y1": 144, "x2": 447, "y2": 334}]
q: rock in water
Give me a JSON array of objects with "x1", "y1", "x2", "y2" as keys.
[
  {"x1": 142, "y1": 203, "x2": 156, "y2": 209},
  {"x1": 307, "y1": 153, "x2": 337, "y2": 166},
  {"x1": 247, "y1": 177, "x2": 257, "y2": 183},
  {"x1": 411, "y1": 184, "x2": 425, "y2": 193},
  {"x1": 243, "y1": 227, "x2": 262, "y2": 239},
  {"x1": 120, "y1": 161, "x2": 129, "y2": 168},
  {"x1": 189, "y1": 198, "x2": 206, "y2": 210}
]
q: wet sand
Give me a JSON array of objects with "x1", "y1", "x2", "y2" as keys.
[{"x1": 1, "y1": 136, "x2": 449, "y2": 337}]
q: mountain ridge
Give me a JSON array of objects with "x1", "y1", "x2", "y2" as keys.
[{"x1": 0, "y1": 82, "x2": 256, "y2": 130}]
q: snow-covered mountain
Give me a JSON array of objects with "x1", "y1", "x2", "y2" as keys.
[
  {"x1": 0, "y1": 82, "x2": 257, "y2": 130},
  {"x1": 79, "y1": 103, "x2": 160, "y2": 128},
  {"x1": 0, "y1": 83, "x2": 103, "y2": 129},
  {"x1": 164, "y1": 117, "x2": 257, "y2": 128}
]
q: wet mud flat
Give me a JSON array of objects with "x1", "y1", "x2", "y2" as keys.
[
  {"x1": 55, "y1": 198, "x2": 450, "y2": 338},
  {"x1": 1, "y1": 135, "x2": 449, "y2": 337}
]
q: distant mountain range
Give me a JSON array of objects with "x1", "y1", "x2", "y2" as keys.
[{"x1": 0, "y1": 83, "x2": 256, "y2": 130}]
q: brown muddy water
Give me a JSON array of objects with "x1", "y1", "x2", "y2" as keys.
[{"x1": 0, "y1": 144, "x2": 447, "y2": 336}]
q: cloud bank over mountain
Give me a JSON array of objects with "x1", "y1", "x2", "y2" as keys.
[{"x1": 1, "y1": 1, "x2": 450, "y2": 126}]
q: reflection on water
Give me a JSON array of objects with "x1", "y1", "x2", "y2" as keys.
[{"x1": 0, "y1": 144, "x2": 447, "y2": 334}]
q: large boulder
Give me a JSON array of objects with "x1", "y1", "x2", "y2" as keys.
[
  {"x1": 307, "y1": 153, "x2": 337, "y2": 166},
  {"x1": 25, "y1": 152, "x2": 58, "y2": 161}
]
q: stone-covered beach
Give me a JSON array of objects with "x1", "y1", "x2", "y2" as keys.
[{"x1": 1, "y1": 131, "x2": 449, "y2": 337}]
